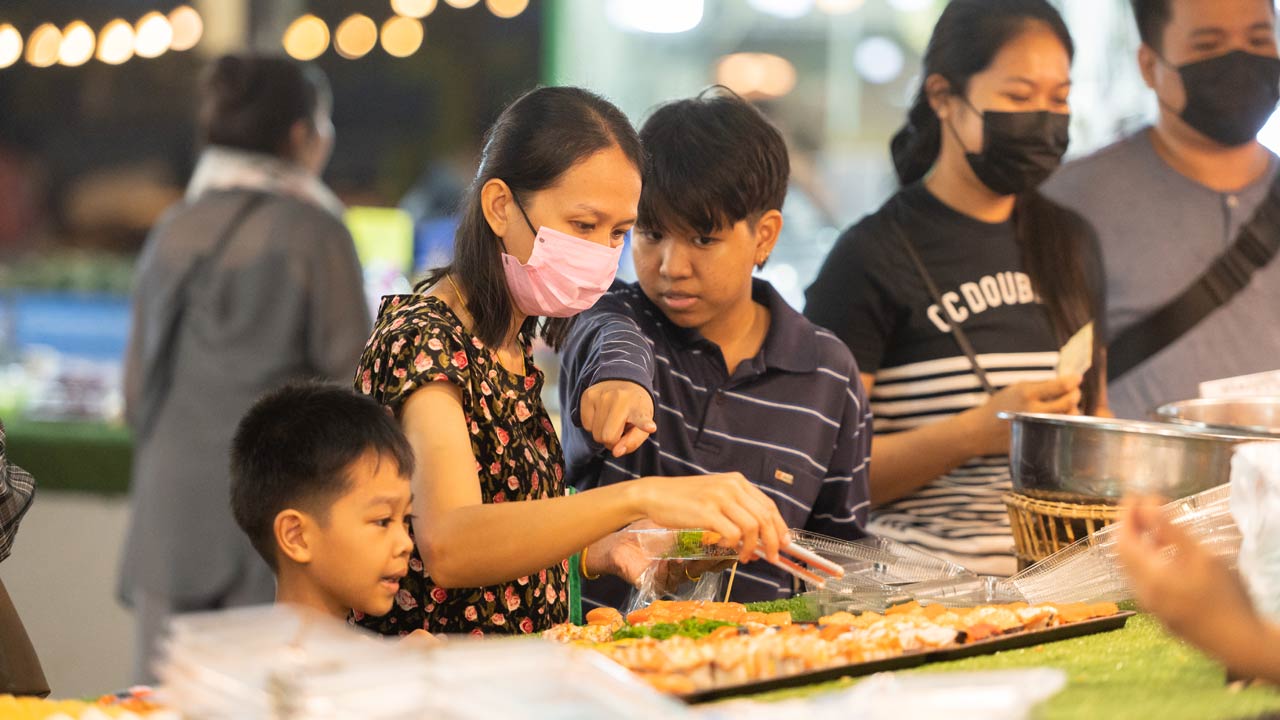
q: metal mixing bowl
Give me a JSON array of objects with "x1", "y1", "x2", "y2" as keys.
[
  {"x1": 1000, "y1": 412, "x2": 1275, "y2": 502},
  {"x1": 1155, "y1": 397, "x2": 1280, "y2": 438}
]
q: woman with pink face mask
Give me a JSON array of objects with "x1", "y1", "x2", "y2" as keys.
[{"x1": 353, "y1": 87, "x2": 789, "y2": 637}]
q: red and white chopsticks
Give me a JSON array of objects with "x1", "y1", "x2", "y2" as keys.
[{"x1": 754, "y1": 542, "x2": 845, "y2": 589}]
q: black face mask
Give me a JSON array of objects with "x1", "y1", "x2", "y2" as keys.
[
  {"x1": 1163, "y1": 50, "x2": 1280, "y2": 147},
  {"x1": 950, "y1": 101, "x2": 1071, "y2": 196}
]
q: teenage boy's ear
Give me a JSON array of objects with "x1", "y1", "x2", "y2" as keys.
[
  {"x1": 753, "y1": 210, "x2": 783, "y2": 270},
  {"x1": 480, "y1": 178, "x2": 516, "y2": 238},
  {"x1": 274, "y1": 509, "x2": 316, "y2": 565}
]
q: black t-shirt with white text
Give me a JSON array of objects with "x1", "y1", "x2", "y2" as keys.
[{"x1": 804, "y1": 182, "x2": 1097, "y2": 575}]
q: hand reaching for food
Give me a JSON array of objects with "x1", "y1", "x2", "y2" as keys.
[{"x1": 629, "y1": 472, "x2": 788, "y2": 563}]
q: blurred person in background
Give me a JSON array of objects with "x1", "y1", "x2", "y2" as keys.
[
  {"x1": 805, "y1": 0, "x2": 1106, "y2": 575},
  {"x1": 119, "y1": 54, "x2": 369, "y2": 682},
  {"x1": 0, "y1": 142, "x2": 45, "y2": 259},
  {"x1": 1, "y1": 417, "x2": 48, "y2": 697},
  {"x1": 1043, "y1": 0, "x2": 1280, "y2": 419},
  {"x1": 0, "y1": 419, "x2": 34, "y2": 565}
]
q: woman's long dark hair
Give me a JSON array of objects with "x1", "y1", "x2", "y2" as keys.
[
  {"x1": 417, "y1": 86, "x2": 642, "y2": 351},
  {"x1": 890, "y1": 0, "x2": 1102, "y2": 413}
]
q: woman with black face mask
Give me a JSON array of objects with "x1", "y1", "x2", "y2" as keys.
[{"x1": 805, "y1": 0, "x2": 1106, "y2": 576}]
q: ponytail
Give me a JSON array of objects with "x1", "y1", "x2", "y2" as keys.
[{"x1": 890, "y1": 92, "x2": 943, "y2": 186}]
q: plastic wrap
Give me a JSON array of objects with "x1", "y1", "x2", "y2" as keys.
[
  {"x1": 157, "y1": 605, "x2": 434, "y2": 720},
  {"x1": 698, "y1": 668, "x2": 1067, "y2": 720},
  {"x1": 420, "y1": 638, "x2": 691, "y2": 719},
  {"x1": 157, "y1": 604, "x2": 686, "y2": 720}
]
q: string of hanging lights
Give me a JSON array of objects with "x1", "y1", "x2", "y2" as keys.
[{"x1": 0, "y1": 0, "x2": 530, "y2": 71}]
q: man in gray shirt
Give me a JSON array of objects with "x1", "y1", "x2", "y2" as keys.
[{"x1": 1043, "y1": 0, "x2": 1280, "y2": 419}]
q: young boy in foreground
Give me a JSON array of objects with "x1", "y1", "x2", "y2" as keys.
[{"x1": 230, "y1": 382, "x2": 417, "y2": 622}]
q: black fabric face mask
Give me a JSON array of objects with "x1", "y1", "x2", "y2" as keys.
[
  {"x1": 950, "y1": 101, "x2": 1071, "y2": 196},
  {"x1": 1163, "y1": 50, "x2": 1280, "y2": 147}
]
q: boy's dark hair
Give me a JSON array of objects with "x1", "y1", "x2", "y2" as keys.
[
  {"x1": 637, "y1": 86, "x2": 790, "y2": 237},
  {"x1": 199, "y1": 53, "x2": 331, "y2": 158},
  {"x1": 230, "y1": 382, "x2": 414, "y2": 570}
]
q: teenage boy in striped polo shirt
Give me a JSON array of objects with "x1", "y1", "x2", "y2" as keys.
[{"x1": 558, "y1": 89, "x2": 872, "y2": 609}]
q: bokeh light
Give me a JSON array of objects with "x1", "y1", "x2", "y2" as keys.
[
  {"x1": 391, "y1": 0, "x2": 439, "y2": 18},
  {"x1": 381, "y1": 16, "x2": 424, "y2": 58},
  {"x1": 96, "y1": 19, "x2": 135, "y2": 65},
  {"x1": 336, "y1": 14, "x2": 378, "y2": 59},
  {"x1": 0, "y1": 25, "x2": 22, "y2": 70},
  {"x1": 486, "y1": 0, "x2": 530, "y2": 19},
  {"x1": 169, "y1": 6, "x2": 204, "y2": 52},
  {"x1": 57, "y1": 21, "x2": 96, "y2": 67},
  {"x1": 716, "y1": 52, "x2": 798, "y2": 100},
  {"x1": 25, "y1": 24, "x2": 62, "y2": 68},
  {"x1": 853, "y1": 36, "x2": 905, "y2": 84},
  {"x1": 606, "y1": 0, "x2": 704, "y2": 34},
  {"x1": 283, "y1": 14, "x2": 330, "y2": 61},
  {"x1": 134, "y1": 11, "x2": 174, "y2": 59}
]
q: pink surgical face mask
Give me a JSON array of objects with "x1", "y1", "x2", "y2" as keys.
[{"x1": 500, "y1": 195, "x2": 624, "y2": 318}]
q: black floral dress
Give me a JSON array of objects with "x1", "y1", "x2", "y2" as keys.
[{"x1": 352, "y1": 294, "x2": 570, "y2": 636}]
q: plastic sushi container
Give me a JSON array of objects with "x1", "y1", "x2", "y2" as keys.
[{"x1": 788, "y1": 531, "x2": 972, "y2": 588}]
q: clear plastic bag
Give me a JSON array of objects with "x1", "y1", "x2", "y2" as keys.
[
  {"x1": 624, "y1": 561, "x2": 728, "y2": 616},
  {"x1": 623, "y1": 528, "x2": 738, "y2": 561},
  {"x1": 1231, "y1": 441, "x2": 1280, "y2": 620}
]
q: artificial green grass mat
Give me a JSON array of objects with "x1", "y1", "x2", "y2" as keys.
[{"x1": 749, "y1": 614, "x2": 1280, "y2": 720}]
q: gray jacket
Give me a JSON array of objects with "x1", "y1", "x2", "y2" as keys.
[{"x1": 120, "y1": 189, "x2": 370, "y2": 606}]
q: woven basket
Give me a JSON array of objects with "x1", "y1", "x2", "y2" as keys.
[{"x1": 1004, "y1": 492, "x2": 1122, "y2": 570}]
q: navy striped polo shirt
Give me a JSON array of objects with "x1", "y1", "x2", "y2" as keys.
[{"x1": 559, "y1": 279, "x2": 872, "y2": 609}]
